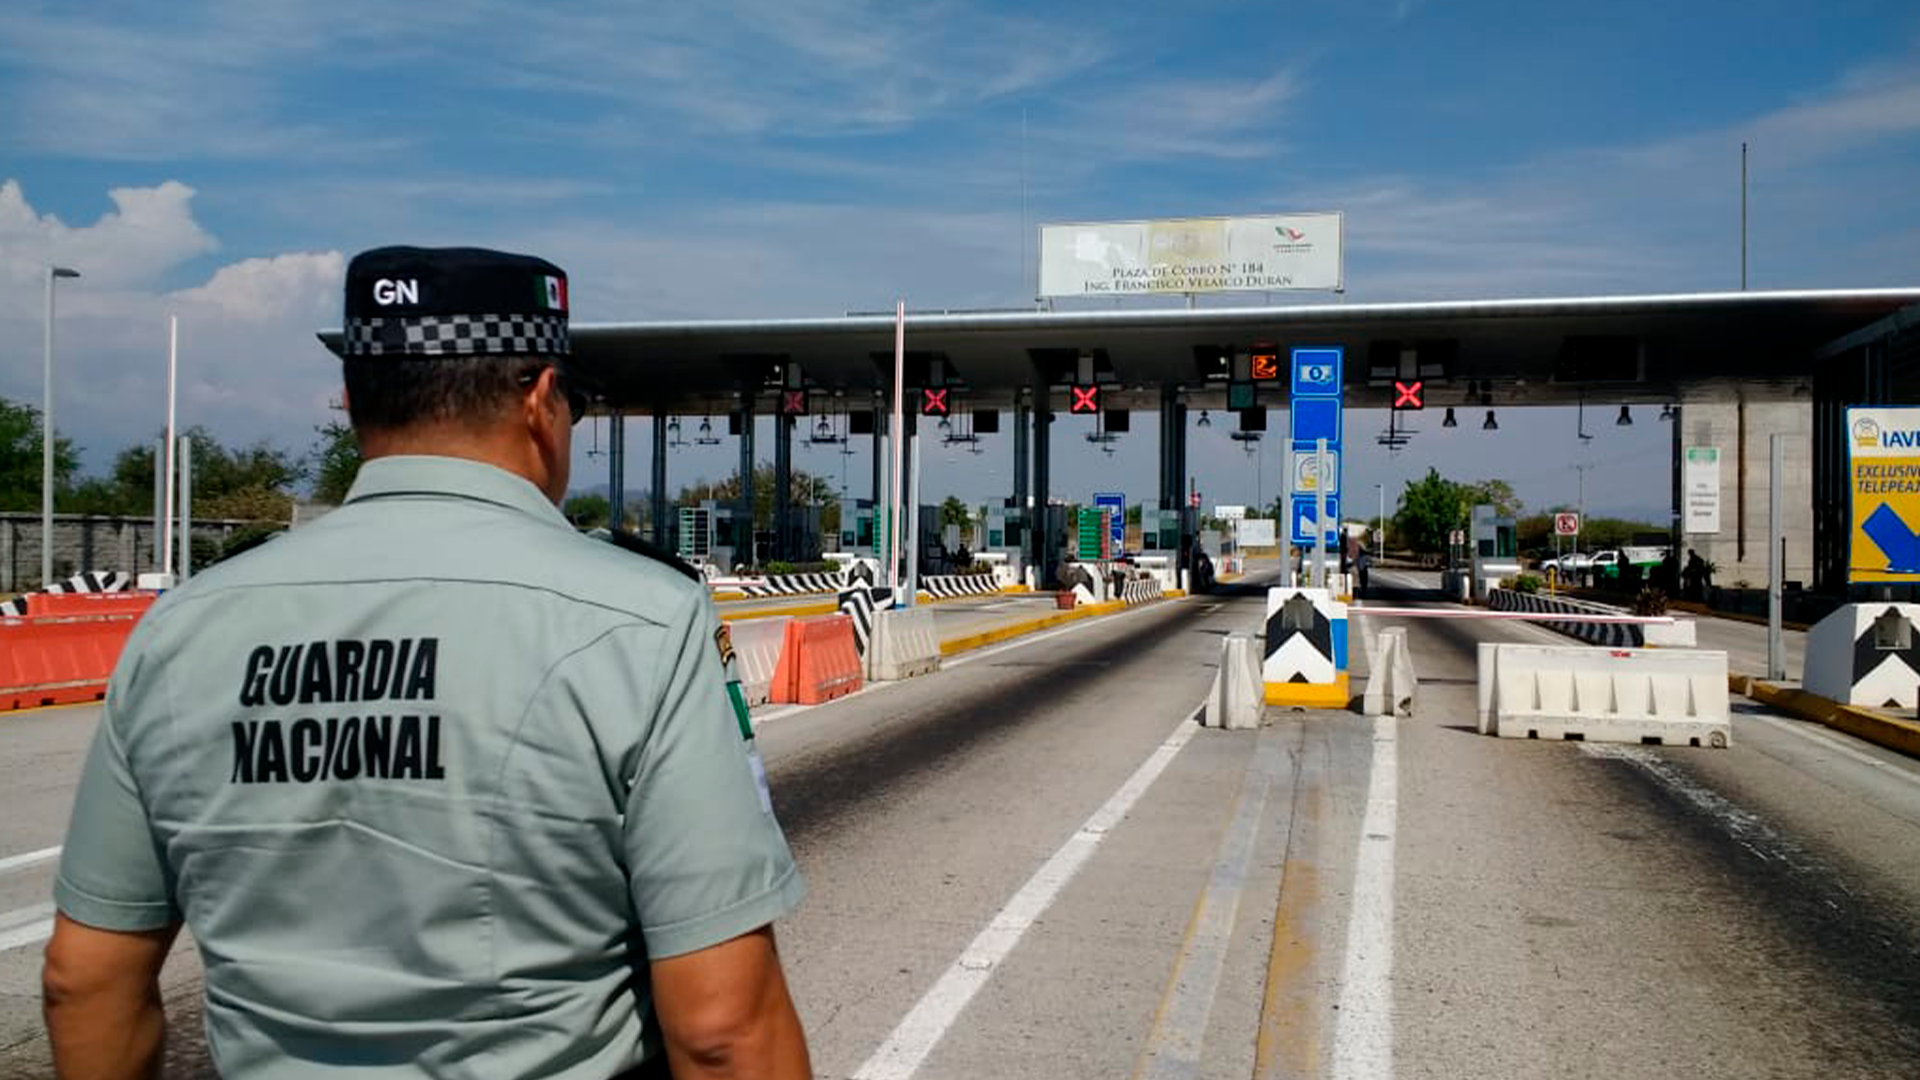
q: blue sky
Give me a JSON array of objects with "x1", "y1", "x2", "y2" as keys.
[{"x1": 3, "y1": 1, "x2": 1918, "y2": 523}]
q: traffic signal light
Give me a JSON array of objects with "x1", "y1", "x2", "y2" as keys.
[
  {"x1": 780, "y1": 389, "x2": 808, "y2": 416},
  {"x1": 920, "y1": 387, "x2": 950, "y2": 417},
  {"x1": 1069, "y1": 384, "x2": 1099, "y2": 414},
  {"x1": 1392, "y1": 380, "x2": 1424, "y2": 410},
  {"x1": 1250, "y1": 352, "x2": 1280, "y2": 381}
]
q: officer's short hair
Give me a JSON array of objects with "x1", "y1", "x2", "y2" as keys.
[
  {"x1": 343, "y1": 355, "x2": 550, "y2": 431},
  {"x1": 330, "y1": 246, "x2": 577, "y2": 431}
]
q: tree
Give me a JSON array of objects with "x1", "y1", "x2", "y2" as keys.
[
  {"x1": 1393, "y1": 468, "x2": 1466, "y2": 555},
  {"x1": 564, "y1": 493, "x2": 611, "y2": 529},
  {"x1": 939, "y1": 495, "x2": 971, "y2": 529},
  {"x1": 310, "y1": 420, "x2": 361, "y2": 504},
  {"x1": 0, "y1": 398, "x2": 79, "y2": 512},
  {"x1": 674, "y1": 462, "x2": 838, "y2": 527},
  {"x1": 1458, "y1": 478, "x2": 1522, "y2": 519}
]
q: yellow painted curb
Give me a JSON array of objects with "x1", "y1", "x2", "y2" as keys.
[
  {"x1": 1263, "y1": 673, "x2": 1352, "y2": 709},
  {"x1": 3, "y1": 698, "x2": 103, "y2": 719},
  {"x1": 1000, "y1": 584, "x2": 1034, "y2": 594},
  {"x1": 720, "y1": 600, "x2": 840, "y2": 622},
  {"x1": 1733, "y1": 674, "x2": 1920, "y2": 759},
  {"x1": 939, "y1": 599, "x2": 1132, "y2": 656},
  {"x1": 712, "y1": 590, "x2": 747, "y2": 602}
]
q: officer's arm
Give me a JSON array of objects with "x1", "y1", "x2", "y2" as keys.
[
  {"x1": 651, "y1": 925, "x2": 810, "y2": 1079},
  {"x1": 43, "y1": 913, "x2": 180, "y2": 1080}
]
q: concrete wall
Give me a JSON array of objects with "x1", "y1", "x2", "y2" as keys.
[
  {"x1": 1676, "y1": 392, "x2": 1813, "y2": 590},
  {"x1": 0, "y1": 513, "x2": 254, "y2": 592}
]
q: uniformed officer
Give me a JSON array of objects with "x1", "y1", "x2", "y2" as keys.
[{"x1": 42, "y1": 247, "x2": 811, "y2": 1079}]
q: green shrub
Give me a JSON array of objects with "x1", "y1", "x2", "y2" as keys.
[{"x1": 1511, "y1": 573, "x2": 1543, "y2": 594}]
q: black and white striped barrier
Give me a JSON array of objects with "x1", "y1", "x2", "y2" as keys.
[
  {"x1": 1, "y1": 570, "x2": 133, "y2": 617},
  {"x1": 1263, "y1": 587, "x2": 1349, "y2": 708},
  {"x1": 920, "y1": 574, "x2": 1001, "y2": 599},
  {"x1": 836, "y1": 587, "x2": 890, "y2": 656},
  {"x1": 1486, "y1": 589, "x2": 1644, "y2": 647},
  {"x1": 1120, "y1": 578, "x2": 1164, "y2": 605},
  {"x1": 1804, "y1": 603, "x2": 1920, "y2": 710},
  {"x1": 740, "y1": 571, "x2": 848, "y2": 597}
]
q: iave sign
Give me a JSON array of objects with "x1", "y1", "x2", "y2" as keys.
[{"x1": 1849, "y1": 406, "x2": 1920, "y2": 582}]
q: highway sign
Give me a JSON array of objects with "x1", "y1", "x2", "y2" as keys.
[
  {"x1": 1554, "y1": 512, "x2": 1579, "y2": 536},
  {"x1": 1290, "y1": 398, "x2": 1342, "y2": 445},
  {"x1": 1849, "y1": 406, "x2": 1920, "y2": 581},
  {"x1": 1448, "y1": 529, "x2": 1465, "y2": 546},
  {"x1": 1684, "y1": 446, "x2": 1720, "y2": 533},
  {"x1": 1291, "y1": 448, "x2": 1340, "y2": 496},
  {"x1": 1289, "y1": 495, "x2": 1341, "y2": 546},
  {"x1": 1214, "y1": 504, "x2": 1248, "y2": 520},
  {"x1": 1094, "y1": 492, "x2": 1126, "y2": 548},
  {"x1": 1290, "y1": 347, "x2": 1342, "y2": 397}
]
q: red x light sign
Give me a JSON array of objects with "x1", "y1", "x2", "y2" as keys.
[
  {"x1": 1069, "y1": 384, "x2": 1099, "y2": 414},
  {"x1": 1392, "y1": 380, "x2": 1424, "y2": 410},
  {"x1": 920, "y1": 387, "x2": 949, "y2": 416},
  {"x1": 780, "y1": 390, "x2": 808, "y2": 416}
]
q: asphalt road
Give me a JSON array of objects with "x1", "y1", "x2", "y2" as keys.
[
  {"x1": 718, "y1": 590, "x2": 1067, "y2": 642},
  {"x1": 3, "y1": 570, "x2": 1919, "y2": 1078}
]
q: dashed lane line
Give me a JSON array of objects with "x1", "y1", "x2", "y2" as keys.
[
  {"x1": 0, "y1": 846, "x2": 60, "y2": 875},
  {"x1": 1330, "y1": 714, "x2": 1398, "y2": 1080},
  {"x1": 850, "y1": 706, "x2": 1204, "y2": 1080},
  {"x1": 0, "y1": 903, "x2": 55, "y2": 953}
]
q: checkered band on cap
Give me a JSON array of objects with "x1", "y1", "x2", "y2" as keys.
[{"x1": 342, "y1": 313, "x2": 569, "y2": 358}]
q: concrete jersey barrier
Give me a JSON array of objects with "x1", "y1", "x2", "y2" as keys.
[
  {"x1": 771, "y1": 614, "x2": 864, "y2": 705},
  {"x1": 1803, "y1": 602, "x2": 1920, "y2": 709},
  {"x1": 920, "y1": 574, "x2": 1000, "y2": 599},
  {"x1": 1476, "y1": 641, "x2": 1730, "y2": 747},
  {"x1": 1204, "y1": 633, "x2": 1263, "y2": 730},
  {"x1": 726, "y1": 615, "x2": 790, "y2": 707},
  {"x1": 867, "y1": 607, "x2": 942, "y2": 681}
]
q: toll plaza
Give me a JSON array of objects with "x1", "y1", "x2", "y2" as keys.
[{"x1": 13, "y1": 286, "x2": 1920, "y2": 1078}]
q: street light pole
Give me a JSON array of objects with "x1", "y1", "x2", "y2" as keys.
[{"x1": 41, "y1": 265, "x2": 80, "y2": 587}]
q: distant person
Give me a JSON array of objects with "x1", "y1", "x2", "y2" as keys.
[
  {"x1": 1657, "y1": 550, "x2": 1680, "y2": 595},
  {"x1": 43, "y1": 247, "x2": 811, "y2": 1079},
  {"x1": 1356, "y1": 544, "x2": 1373, "y2": 594},
  {"x1": 1683, "y1": 548, "x2": 1710, "y2": 601}
]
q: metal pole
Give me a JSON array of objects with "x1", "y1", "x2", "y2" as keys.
[
  {"x1": 1280, "y1": 438, "x2": 1292, "y2": 585},
  {"x1": 889, "y1": 301, "x2": 905, "y2": 594},
  {"x1": 162, "y1": 315, "x2": 178, "y2": 579},
  {"x1": 608, "y1": 409, "x2": 625, "y2": 529},
  {"x1": 1314, "y1": 437, "x2": 1329, "y2": 589},
  {"x1": 177, "y1": 434, "x2": 193, "y2": 580},
  {"x1": 151, "y1": 438, "x2": 164, "y2": 573},
  {"x1": 1767, "y1": 433, "x2": 1784, "y2": 680},
  {"x1": 650, "y1": 411, "x2": 667, "y2": 544},
  {"x1": 905, "y1": 427, "x2": 921, "y2": 607},
  {"x1": 40, "y1": 268, "x2": 55, "y2": 587},
  {"x1": 1741, "y1": 141, "x2": 1749, "y2": 291}
]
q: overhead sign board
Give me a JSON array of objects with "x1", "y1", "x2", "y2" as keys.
[
  {"x1": 1038, "y1": 212, "x2": 1344, "y2": 299},
  {"x1": 1290, "y1": 348, "x2": 1342, "y2": 397},
  {"x1": 1292, "y1": 449, "x2": 1340, "y2": 496},
  {"x1": 1290, "y1": 495, "x2": 1341, "y2": 546},
  {"x1": 1290, "y1": 398, "x2": 1343, "y2": 445},
  {"x1": 1849, "y1": 407, "x2": 1920, "y2": 582},
  {"x1": 1683, "y1": 446, "x2": 1721, "y2": 534},
  {"x1": 1214, "y1": 504, "x2": 1248, "y2": 521}
]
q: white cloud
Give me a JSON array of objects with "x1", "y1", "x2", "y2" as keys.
[{"x1": 0, "y1": 180, "x2": 343, "y2": 471}]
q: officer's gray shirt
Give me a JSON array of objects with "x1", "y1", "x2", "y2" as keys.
[{"x1": 55, "y1": 455, "x2": 804, "y2": 1079}]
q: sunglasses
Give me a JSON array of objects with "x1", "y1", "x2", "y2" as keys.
[{"x1": 518, "y1": 365, "x2": 591, "y2": 426}]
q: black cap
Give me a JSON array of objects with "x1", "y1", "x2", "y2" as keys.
[{"x1": 340, "y1": 246, "x2": 569, "y2": 358}]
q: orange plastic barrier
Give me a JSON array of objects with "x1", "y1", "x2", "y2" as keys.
[
  {"x1": 27, "y1": 592, "x2": 157, "y2": 618},
  {"x1": 0, "y1": 603, "x2": 151, "y2": 712},
  {"x1": 770, "y1": 613, "x2": 864, "y2": 705}
]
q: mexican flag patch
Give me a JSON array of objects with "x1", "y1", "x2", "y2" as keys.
[{"x1": 538, "y1": 274, "x2": 567, "y2": 312}]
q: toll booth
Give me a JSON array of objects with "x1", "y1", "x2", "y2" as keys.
[
  {"x1": 678, "y1": 500, "x2": 748, "y2": 572},
  {"x1": 1138, "y1": 501, "x2": 1182, "y2": 555},
  {"x1": 984, "y1": 503, "x2": 1029, "y2": 582},
  {"x1": 838, "y1": 498, "x2": 876, "y2": 557},
  {"x1": 1469, "y1": 503, "x2": 1520, "y2": 603}
]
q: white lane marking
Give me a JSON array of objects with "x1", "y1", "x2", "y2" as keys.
[
  {"x1": 0, "y1": 902, "x2": 56, "y2": 953},
  {"x1": 0, "y1": 845, "x2": 61, "y2": 875},
  {"x1": 1746, "y1": 714, "x2": 1920, "y2": 789},
  {"x1": 1137, "y1": 725, "x2": 1285, "y2": 1079},
  {"x1": 1331, "y1": 715, "x2": 1397, "y2": 1080},
  {"x1": 1578, "y1": 743, "x2": 1825, "y2": 873},
  {"x1": 851, "y1": 710, "x2": 1203, "y2": 1080}
]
